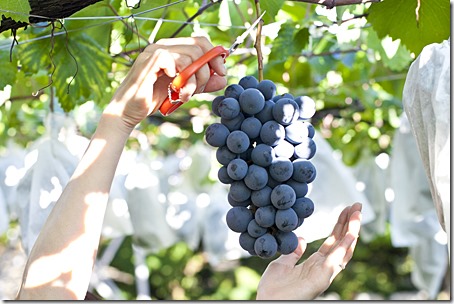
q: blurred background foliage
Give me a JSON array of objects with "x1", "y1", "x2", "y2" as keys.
[{"x1": 0, "y1": 0, "x2": 450, "y2": 300}]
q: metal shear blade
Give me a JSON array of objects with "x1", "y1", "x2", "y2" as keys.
[{"x1": 228, "y1": 11, "x2": 266, "y2": 54}]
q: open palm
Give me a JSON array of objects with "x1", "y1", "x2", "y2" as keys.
[{"x1": 256, "y1": 202, "x2": 362, "y2": 300}]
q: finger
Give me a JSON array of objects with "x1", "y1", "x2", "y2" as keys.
[
  {"x1": 203, "y1": 74, "x2": 228, "y2": 93},
  {"x1": 331, "y1": 210, "x2": 362, "y2": 267},
  {"x1": 272, "y1": 237, "x2": 307, "y2": 267},
  {"x1": 340, "y1": 202, "x2": 362, "y2": 237},
  {"x1": 318, "y1": 206, "x2": 351, "y2": 255}
]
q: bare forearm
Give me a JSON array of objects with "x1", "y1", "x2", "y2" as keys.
[{"x1": 17, "y1": 113, "x2": 132, "y2": 300}]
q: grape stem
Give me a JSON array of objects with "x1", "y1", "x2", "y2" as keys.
[{"x1": 254, "y1": 0, "x2": 264, "y2": 82}]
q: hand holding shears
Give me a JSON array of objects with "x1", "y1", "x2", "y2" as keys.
[{"x1": 159, "y1": 12, "x2": 266, "y2": 116}]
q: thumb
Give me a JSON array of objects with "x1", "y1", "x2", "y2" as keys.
[{"x1": 273, "y1": 237, "x2": 307, "y2": 267}]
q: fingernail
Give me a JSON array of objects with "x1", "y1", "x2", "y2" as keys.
[{"x1": 221, "y1": 64, "x2": 227, "y2": 75}]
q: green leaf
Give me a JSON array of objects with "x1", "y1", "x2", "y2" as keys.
[
  {"x1": 0, "y1": 0, "x2": 31, "y2": 23},
  {"x1": 367, "y1": 0, "x2": 450, "y2": 56},
  {"x1": 53, "y1": 33, "x2": 113, "y2": 111},
  {"x1": 259, "y1": 0, "x2": 285, "y2": 23},
  {"x1": 0, "y1": 50, "x2": 18, "y2": 89}
]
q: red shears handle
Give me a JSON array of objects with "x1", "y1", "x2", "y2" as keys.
[{"x1": 159, "y1": 45, "x2": 230, "y2": 116}]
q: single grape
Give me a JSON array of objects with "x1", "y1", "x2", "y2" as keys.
[
  {"x1": 269, "y1": 157, "x2": 293, "y2": 182},
  {"x1": 241, "y1": 116, "x2": 262, "y2": 139},
  {"x1": 251, "y1": 143, "x2": 275, "y2": 167},
  {"x1": 239, "y1": 88, "x2": 266, "y2": 115},
  {"x1": 255, "y1": 100, "x2": 275, "y2": 124},
  {"x1": 273, "y1": 140, "x2": 294, "y2": 159},
  {"x1": 254, "y1": 233, "x2": 278, "y2": 258},
  {"x1": 221, "y1": 112, "x2": 245, "y2": 132},
  {"x1": 224, "y1": 84, "x2": 244, "y2": 99},
  {"x1": 260, "y1": 120, "x2": 285, "y2": 146},
  {"x1": 218, "y1": 166, "x2": 234, "y2": 184},
  {"x1": 239, "y1": 75, "x2": 259, "y2": 89},
  {"x1": 286, "y1": 179, "x2": 308, "y2": 198},
  {"x1": 239, "y1": 231, "x2": 257, "y2": 253},
  {"x1": 274, "y1": 230, "x2": 299, "y2": 254},
  {"x1": 227, "y1": 192, "x2": 251, "y2": 207},
  {"x1": 294, "y1": 137, "x2": 316, "y2": 160},
  {"x1": 244, "y1": 164, "x2": 268, "y2": 190},
  {"x1": 257, "y1": 79, "x2": 277, "y2": 100},
  {"x1": 292, "y1": 197, "x2": 315, "y2": 218},
  {"x1": 226, "y1": 130, "x2": 250, "y2": 154},
  {"x1": 285, "y1": 120, "x2": 310, "y2": 144},
  {"x1": 211, "y1": 95, "x2": 225, "y2": 117},
  {"x1": 272, "y1": 98, "x2": 300, "y2": 126},
  {"x1": 229, "y1": 180, "x2": 252, "y2": 202},
  {"x1": 247, "y1": 219, "x2": 268, "y2": 238},
  {"x1": 254, "y1": 205, "x2": 276, "y2": 228},
  {"x1": 275, "y1": 208, "x2": 298, "y2": 232},
  {"x1": 216, "y1": 145, "x2": 237, "y2": 166},
  {"x1": 292, "y1": 159, "x2": 316, "y2": 183},
  {"x1": 218, "y1": 97, "x2": 241, "y2": 119},
  {"x1": 205, "y1": 123, "x2": 230, "y2": 147},
  {"x1": 226, "y1": 206, "x2": 253, "y2": 233},
  {"x1": 251, "y1": 186, "x2": 273, "y2": 207},
  {"x1": 270, "y1": 184, "x2": 296, "y2": 209},
  {"x1": 294, "y1": 96, "x2": 316, "y2": 119},
  {"x1": 227, "y1": 158, "x2": 249, "y2": 180}
]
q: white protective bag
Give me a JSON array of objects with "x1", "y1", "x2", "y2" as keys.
[
  {"x1": 14, "y1": 113, "x2": 81, "y2": 254},
  {"x1": 389, "y1": 113, "x2": 448, "y2": 299},
  {"x1": 402, "y1": 39, "x2": 450, "y2": 243}
]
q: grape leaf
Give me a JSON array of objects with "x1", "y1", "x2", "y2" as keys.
[
  {"x1": 268, "y1": 22, "x2": 309, "y2": 65},
  {"x1": 0, "y1": 50, "x2": 18, "y2": 89},
  {"x1": 367, "y1": 0, "x2": 450, "y2": 56},
  {"x1": 0, "y1": 0, "x2": 31, "y2": 23},
  {"x1": 259, "y1": 0, "x2": 285, "y2": 23}
]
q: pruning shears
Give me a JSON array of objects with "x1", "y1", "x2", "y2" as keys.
[{"x1": 159, "y1": 11, "x2": 266, "y2": 116}]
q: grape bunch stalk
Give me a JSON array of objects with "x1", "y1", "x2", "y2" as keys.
[{"x1": 204, "y1": 76, "x2": 317, "y2": 259}]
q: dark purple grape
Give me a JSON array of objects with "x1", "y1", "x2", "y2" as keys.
[
  {"x1": 272, "y1": 98, "x2": 300, "y2": 126},
  {"x1": 218, "y1": 166, "x2": 234, "y2": 184},
  {"x1": 244, "y1": 164, "x2": 268, "y2": 191},
  {"x1": 227, "y1": 158, "x2": 248, "y2": 180},
  {"x1": 226, "y1": 130, "x2": 250, "y2": 154},
  {"x1": 241, "y1": 116, "x2": 262, "y2": 139},
  {"x1": 270, "y1": 184, "x2": 296, "y2": 209},
  {"x1": 285, "y1": 120, "x2": 310, "y2": 144},
  {"x1": 239, "y1": 231, "x2": 257, "y2": 253},
  {"x1": 255, "y1": 205, "x2": 276, "y2": 228},
  {"x1": 273, "y1": 140, "x2": 294, "y2": 159},
  {"x1": 221, "y1": 112, "x2": 245, "y2": 132},
  {"x1": 229, "y1": 180, "x2": 252, "y2": 202},
  {"x1": 224, "y1": 84, "x2": 244, "y2": 99},
  {"x1": 239, "y1": 88, "x2": 266, "y2": 115},
  {"x1": 254, "y1": 233, "x2": 278, "y2": 258},
  {"x1": 269, "y1": 157, "x2": 293, "y2": 182},
  {"x1": 251, "y1": 143, "x2": 275, "y2": 167},
  {"x1": 216, "y1": 145, "x2": 237, "y2": 166},
  {"x1": 274, "y1": 230, "x2": 298, "y2": 254},
  {"x1": 292, "y1": 159, "x2": 316, "y2": 183},
  {"x1": 227, "y1": 192, "x2": 251, "y2": 207},
  {"x1": 205, "y1": 123, "x2": 230, "y2": 147},
  {"x1": 286, "y1": 179, "x2": 308, "y2": 198},
  {"x1": 255, "y1": 100, "x2": 275, "y2": 124},
  {"x1": 211, "y1": 95, "x2": 225, "y2": 117},
  {"x1": 239, "y1": 75, "x2": 259, "y2": 89},
  {"x1": 257, "y1": 79, "x2": 277, "y2": 100},
  {"x1": 292, "y1": 197, "x2": 315, "y2": 218},
  {"x1": 218, "y1": 97, "x2": 240, "y2": 119},
  {"x1": 226, "y1": 206, "x2": 253, "y2": 233},
  {"x1": 251, "y1": 186, "x2": 273, "y2": 207},
  {"x1": 275, "y1": 208, "x2": 298, "y2": 232},
  {"x1": 294, "y1": 137, "x2": 316, "y2": 160},
  {"x1": 260, "y1": 120, "x2": 285, "y2": 146},
  {"x1": 247, "y1": 219, "x2": 268, "y2": 238}
]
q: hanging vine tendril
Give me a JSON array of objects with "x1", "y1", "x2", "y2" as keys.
[{"x1": 33, "y1": 20, "x2": 79, "y2": 96}]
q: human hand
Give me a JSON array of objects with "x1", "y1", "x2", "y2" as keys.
[
  {"x1": 256, "y1": 202, "x2": 362, "y2": 300},
  {"x1": 105, "y1": 36, "x2": 227, "y2": 133}
]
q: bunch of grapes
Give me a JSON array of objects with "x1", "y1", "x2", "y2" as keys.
[{"x1": 204, "y1": 76, "x2": 317, "y2": 258}]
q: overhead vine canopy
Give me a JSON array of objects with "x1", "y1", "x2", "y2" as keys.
[{"x1": 0, "y1": 0, "x2": 450, "y2": 164}]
